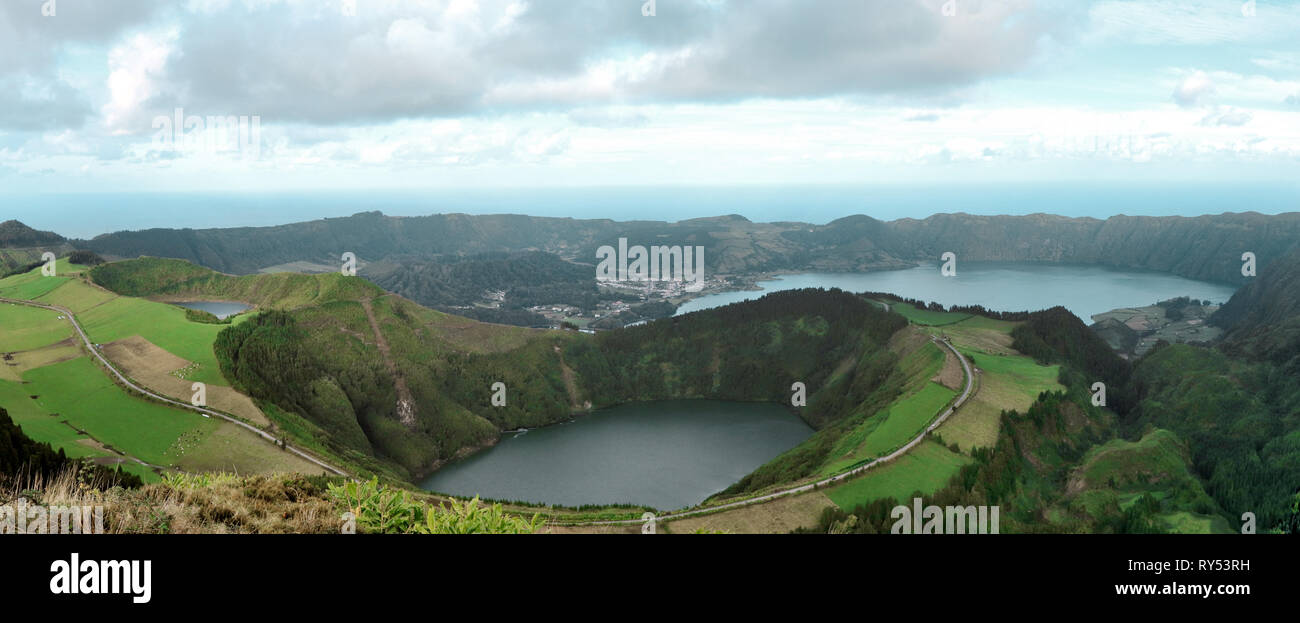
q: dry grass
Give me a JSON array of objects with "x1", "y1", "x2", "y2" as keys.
[
  {"x1": 2, "y1": 468, "x2": 343, "y2": 534},
  {"x1": 665, "y1": 491, "x2": 836, "y2": 534},
  {"x1": 102, "y1": 335, "x2": 269, "y2": 426},
  {"x1": 0, "y1": 338, "x2": 80, "y2": 381},
  {"x1": 931, "y1": 348, "x2": 964, "y2": 391},
  {"x1": 175, "y1": 421, "x2": 326, "y2": 476}
]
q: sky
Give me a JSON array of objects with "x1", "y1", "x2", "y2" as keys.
[{"x1": 1, "y1": 0, "x2": 1299, "y2": 195}]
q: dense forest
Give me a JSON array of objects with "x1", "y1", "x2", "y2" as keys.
[
  {"x1": 813, "y1": 276, "x2": 1300, "y2": 534},
  {"x1": 1119, "y1": 246, "x2": 1300, "y2": 528},
  {"x1": 211, "y1": 285, "x2": 909, "y2": 485},
  {"x1": 56, "y1": 248, "x2": 1300, "y2": 528},
  {"x1": 367, "y1": 251, "x2": 606, "y2": 310},
  {"x1": 67, "y1": 211, "x2": 1300, "y2": 284}
]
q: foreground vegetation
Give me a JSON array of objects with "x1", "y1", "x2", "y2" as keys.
[{"x1": 6, "y1": 245, "x2": 1300, "y2": 534}]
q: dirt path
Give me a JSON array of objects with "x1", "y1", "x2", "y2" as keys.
[
  {"x1": 553, "y1": 345, "x2": 588, "y2": 412},
  {"x1": 361, "y1": 297, "x2": 416, "y2": 428},
  {"x1": 0, "y1": 296, "x2": 347, "y2": 477},
  {"x1": 568, "y1": 336, "x2": 976, "y2": 526}
]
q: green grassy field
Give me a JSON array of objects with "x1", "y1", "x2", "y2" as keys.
[
  {"x1": 820, "y1": 340, "x2": 952, "y2": 474},
  {"x1": 2, "y1": 259, "x2": 340, "y2": 479},
  {"x1": 73, "y1": 295, "x2": 234, "y2": 385},
  {"x1": 1159, "y1": 511, "x2": 1235, "y2": 534},
  {"x1": 859, "y1": 382, "x2": 955, "y2": 455},
  {"x1": 825, "y1": 440, "x2": 972, "y2": 511},
  {"x1": 822, "y1": 381, "x2": 957, "y2": 475},
  {"x1": 2, "y1": 265, "x2": 242, "y2": 386},
  {"x1": 36, "y1": 278, "x2": 118, "y2": 312},
  {"x1": 888, "y1": 302, "x2": 974, "y2": 326},
  {"x1": 936, "y1": 346, "x2": 1062, "y2": 452},
  {"x1": 18, "y1": 357, "x2": 217, "y2": 466},
  {"x1": 0, "y1": 371, "x2": 164, "y2": 483},
  {"x1": 0, "y1": 303, "x2": 73, "y2": 351},
  {"x1": 0, "y1": 271, "x2": 70, "y2": 300}
]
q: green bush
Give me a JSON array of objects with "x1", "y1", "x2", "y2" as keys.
[{"x1": 328, "y1": 477, "x2": 542, "y2": 534}]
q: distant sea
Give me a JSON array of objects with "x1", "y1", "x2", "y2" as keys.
[{"x1": 5, "y1": 182, "x2": 1298, "y2": 240}]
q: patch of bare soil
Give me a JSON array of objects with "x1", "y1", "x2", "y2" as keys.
[
  {"x1": 101, "y1": 336, "x2": 269, "y2": 427},
  {"x1": 931, "y1": 348, "x2": 964, "y2": 391},
  {"x1": 361, "y1": 298, "x2": 416, "y2": 429}
]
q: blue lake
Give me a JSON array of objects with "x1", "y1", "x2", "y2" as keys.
[
  {"x1": 678, "y1": 263, "x2": 1239, "y2": 323},
  {"x1": 420, "y1": 400, "x2": 812, "y2": 511}
]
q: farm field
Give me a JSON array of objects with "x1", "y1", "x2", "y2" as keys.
[
  {"x1": 667, "y1": 490, "x2": 837, "y2": 534},
  {"x1": 1, "y1": 260, "x2": 323, "y2": 478},
  {"x1": 0, "y1": 302, "x2": 73, "y2": 351},
  {"x1": 857, "y1": 382, "x2": 955, "y2": 457},
  {"x1": 101, "y1": 336, "x2": 270, "y2": 426},
  {"x1": 1160, "y1": 511, "x2": 1235, "y2": 534},
  {"x1": 937, "y1": 351, "x2": 1062, "y2": 452},
  {"x1": 887, "y1": 301, "x2": 973, "y2": 326},
  {"x1": 825, "y1": 440, "x2": 973, "y2": 511},
  {"x1": 820, "y1": 337, "x2": 950, "y2": 475},
  {"x1": 0, "y1": 365, "x2": 165, "y2": 484},
  {"x1": 22, "y1": 356, "x2": 217, "y2": 466},
  {"x1": 912, "y1": 315, "x2": 1064, "y2": 453},
  {"x1": 1, "y1": 265, "x2": 255, "y2": 387}
]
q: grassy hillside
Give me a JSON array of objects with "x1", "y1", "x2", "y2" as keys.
[
  {"x1": 214, "y1": 283, "x2": 912, "y2": 485},
  {"x1": 75, "y1": 212, "x2": 1300, "y2": 285},
  {"x1": 0, "y1": 260, "x2": 330, "y2": 481},
  {"x1": 90, "y1": 256, "x2": 386, "y2": 309}
]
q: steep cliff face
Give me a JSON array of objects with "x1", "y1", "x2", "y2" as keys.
[
  {"x1": 70, "y1": 210, "x2": 1300, "y2": 284},
  {"x1": 864, "y1": 212, "x2": 1300, "y2": 285},
  {"x1": 1213, "y1": 246, "x2": 1300, "y2": 364}
]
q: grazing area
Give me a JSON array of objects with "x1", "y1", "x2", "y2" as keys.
[
  {"x1": 0, "y1": 261, "x2": 330, "y2": 480},
  {"x1": 667, "y1": 490, "x2": 838, "y2": 534},
  {"x1": 825, "y1": 440, "x2": 973, "y2": 512},
  {"x1": 101, "y1": 336, "x2": 270, "y2": 426}
]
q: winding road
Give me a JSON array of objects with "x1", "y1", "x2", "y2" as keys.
[
  {"x1": 581, "y1": 335, "x2": 975, "y2": 525},
  {"x1": 5, "y1": 292, "x2": 973, "y2": 522},
  {"x1": 1, "y1": 296, "x2": 348, "y2": 476}
]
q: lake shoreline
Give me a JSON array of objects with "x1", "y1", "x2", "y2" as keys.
[{"x1": 418, "y1": 399, "x2": 814, "y2": 510}]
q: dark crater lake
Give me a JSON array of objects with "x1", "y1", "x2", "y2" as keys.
[
  {"x1": 424, "y1": 263, "x2": 1237, "y2": 509},
  {"x1": 420, "y1": 400, "x2": 812, "y2": 510}
]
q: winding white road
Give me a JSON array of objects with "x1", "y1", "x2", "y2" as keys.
[
  {"x1": 2, "y1": 296, "x2": 348, "y2": 476},
  {"x1": 579, "y1": 335, "x2": 975, "y2": 525},
  {"x1": 4, "y1": 293, "x2": 974, "y2": 522}
]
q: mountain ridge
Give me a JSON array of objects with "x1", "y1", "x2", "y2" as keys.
[{"x1": 34, "y1": 210, "x2": 1295, "y2": 285}]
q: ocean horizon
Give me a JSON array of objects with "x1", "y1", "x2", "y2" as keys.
[{"x1": 5, "y1": 181, "x2": 1298, "y2": 240}]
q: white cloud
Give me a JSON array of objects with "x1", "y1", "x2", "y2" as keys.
[
  {"x1": 1173, "y1": 70, "x2": 1215, "y2": 107},
  {"x1": 1199, "y1": 106, "x2": 1253, "y2": 127},
  {"x1": 102, "y1": 30, "x2": 176, "y2": 134},
  {"x1": 1087, "y1": 0, "x2": 1300, "y2": 46}
]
